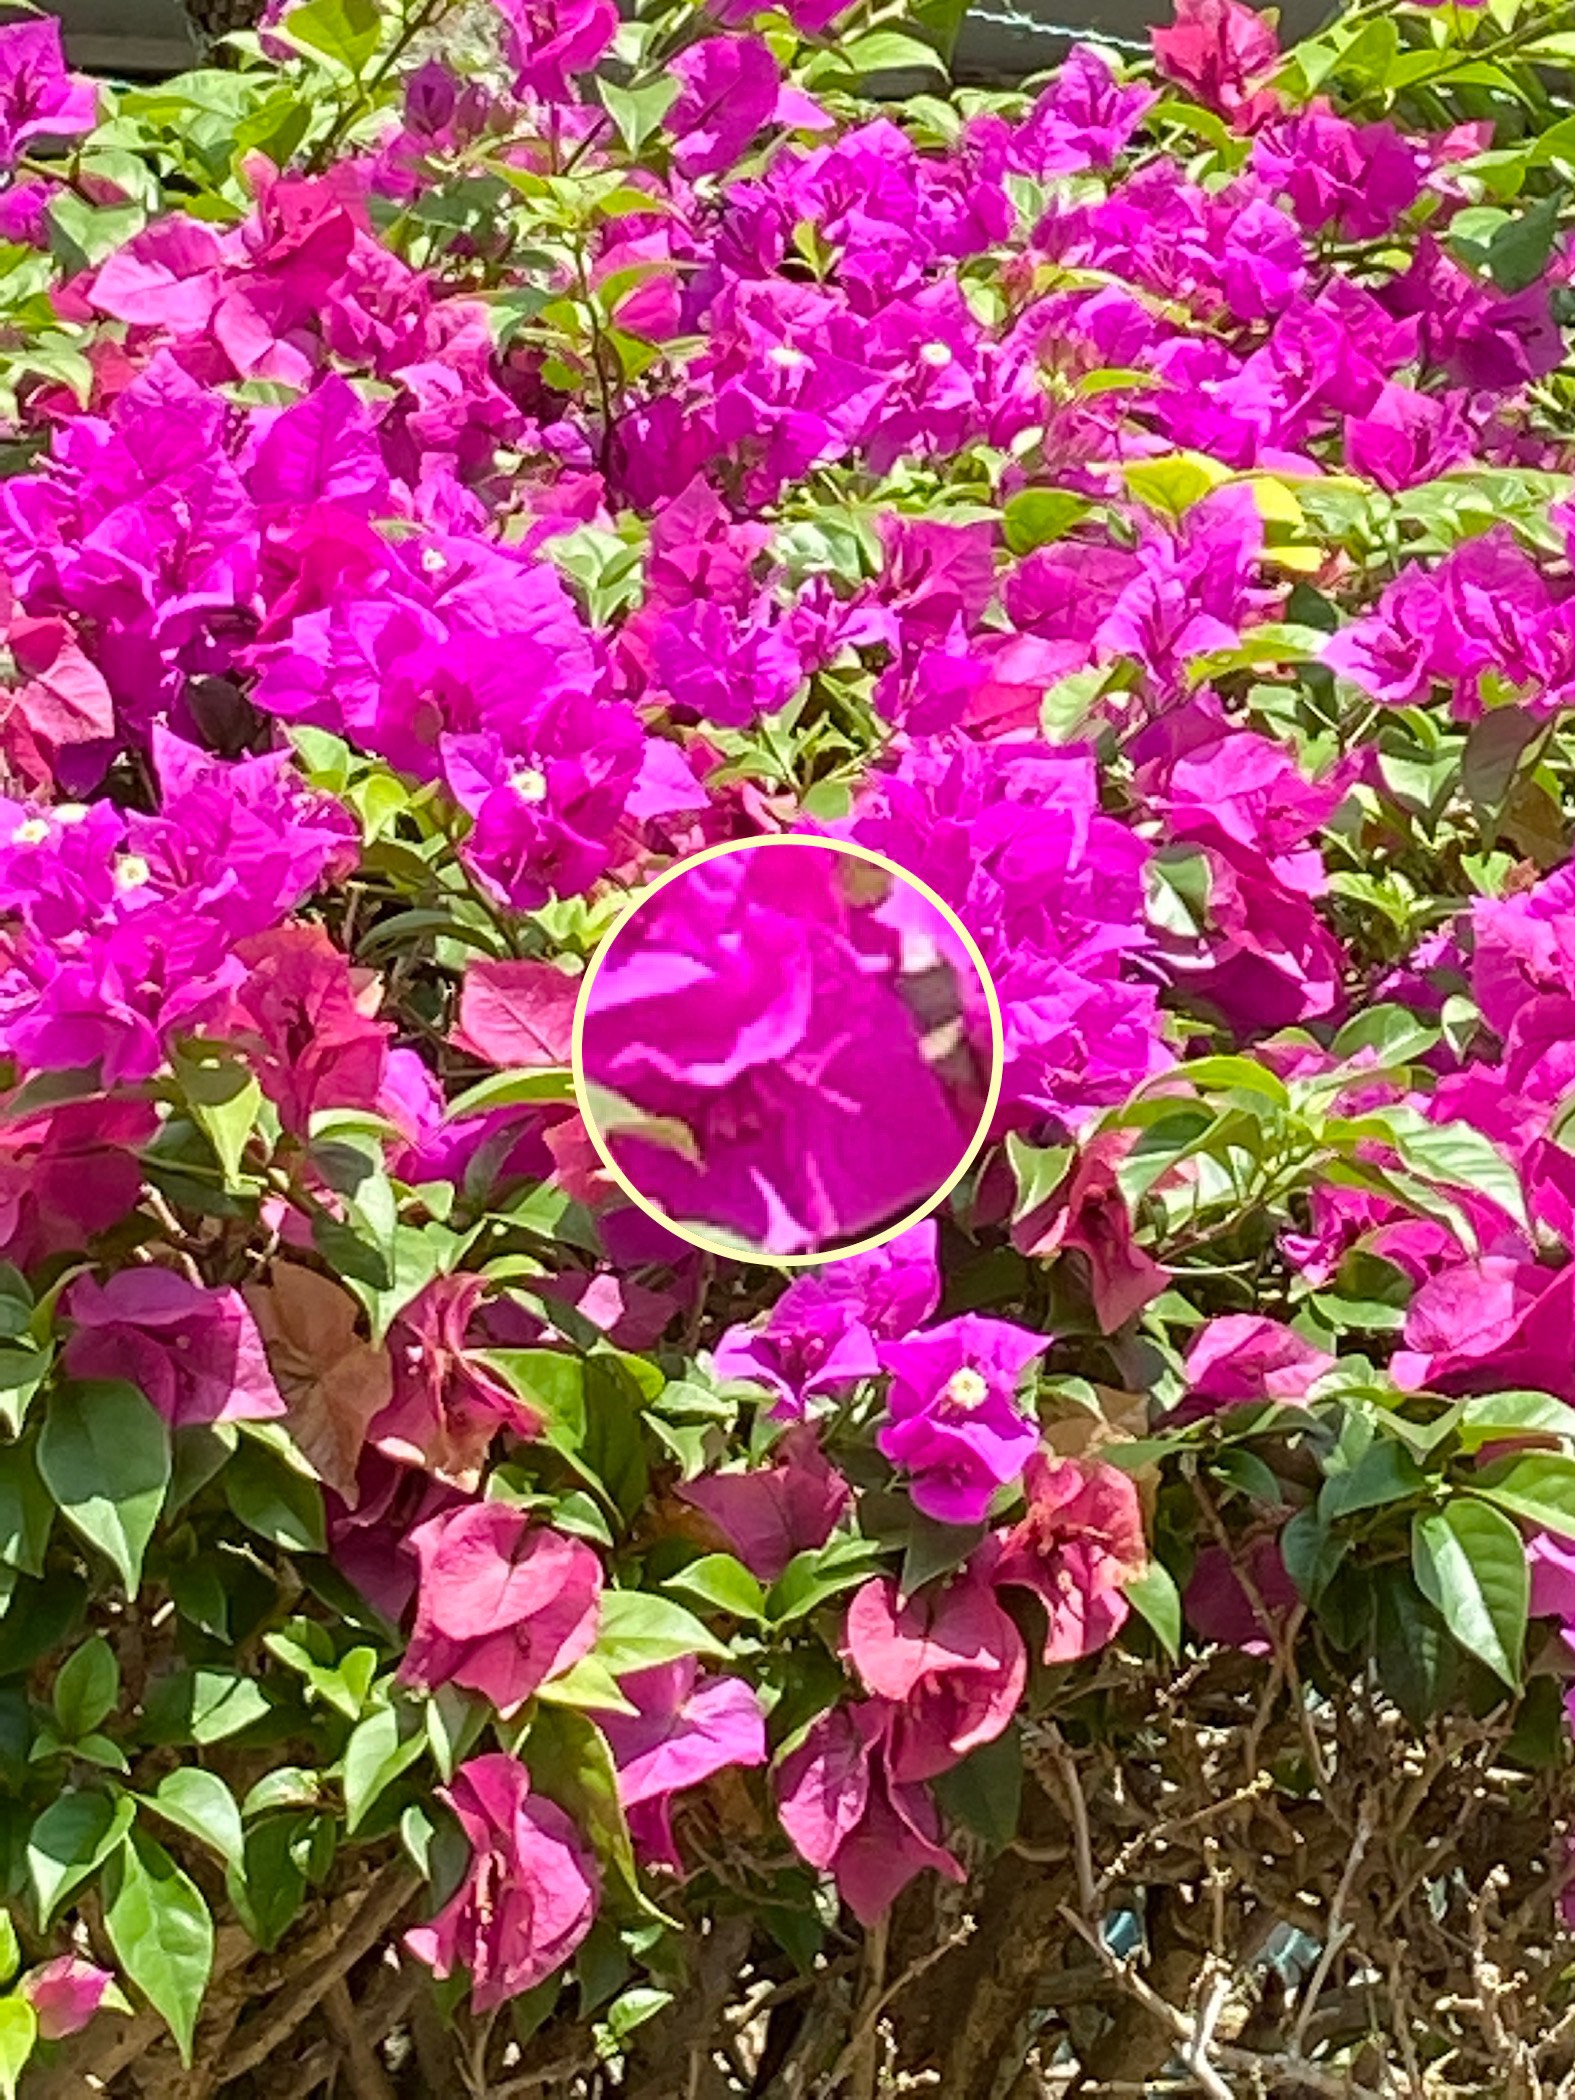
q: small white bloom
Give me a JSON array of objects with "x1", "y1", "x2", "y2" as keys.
[{"x1": 944, "y1": 1366, "x2": 990, "y2": 1411}]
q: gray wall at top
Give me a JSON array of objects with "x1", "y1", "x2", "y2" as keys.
[{"x1": 28, "y1": 0, "x2": 1335, "y2": 90}]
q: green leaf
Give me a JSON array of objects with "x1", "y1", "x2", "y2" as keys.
[
  {"x1": 103, "y1": 1830, "x2": 214, "y2": 2066},
  {"x1": 527, "y1": 1706, "x2": 665, "y2": 1924},
  {"x1": 1319, "y1": 1440, "x2": 1427, "y2": 1522},
  {"x1": 1327, "y1": 1004, "x2": 1440, "y2": 1069},
  {"x1": 1004, "y1": 1134, "x2": 1071, "y2": 1223},
  {"x1": 1369, "y1": 1108, "x2": 1528, "y2": 1231},
  {"x1": 342, "y1": 1705, "x2": 425, "y2": 1835},
  {"x1": 443, "y1": 1067, "x2": 577, "y2": 1120},
  {"x1": 0, "y1": 1995, "x2": 35, "y2": 2100},
  {"x1": 1488, "y1": 192, "x2": 1562, "y2": 294},
  {"x1": 0, "y1": 1915, "x2": 16, "y2": 1987},
  {"x1": 1212, "y1": 1448, "x2": 1284, "y2": 1507},
  {"x1": 1124, "y1": 451, "x2": 1229, "y2": 521},
  {"x1": 53, "y1": 1637, "x2": 119, "y2": 1743},
  {"x1": 485, "y1": 1352, "x2": 649, "y2": 1522},
  {"x1": 597, "y1": 74, "x2": 680, "y2": 153},
  {"x1": 537, "y1": 1654, "x2": 638, "y2": 1716},
  {"x1": 1412, "y1": 1499, "x2": 1527, "y2": 1688},
  {"x1": 594, "y1": 1592, "x2": 730, "y2": 1676},
  {"x1": 142, "y1": 1668, "x2": 272, "y2": 1748},
  {"x1": 1373, "y1": 1568, "x2": 1455, "y2": 1730},
  {"x1": 838, "y1": 29, "x2": 947, "y2": 75},
  {"x1": 28, "y1": 1791, "x2": 134, "y2": 1928},
  {"x1": 766, "y1": 1537, "x2": 888, "y2": 1624},
  {"x1": 144, "y1": 1770, "x2": 244, "y2": 1872},
  {"x1": 1122, "y1": 1560, "x2": 1181, "y2": 1659},
  {"x1": 225, "y1": 1815, "x2": 310, "y2": 1952},
  {"x1": 1457, "y1": 1391, "x2": 1575, "y2": 1453},
  {"x1": 276, "y1": 0, "x2": 380, "y2": 73},
  {"x1": 0, "y1": 1438, "x2": 52, "y2": 1577},
  {"x1": 38, "y1": 1383, "x2": 170, "y2": 1594},
  {"x1": 932, "y1": 1725, "x2": 1021, "y2": 1849},
  {"x1": 663, "y1": 1554, "x2": 765, "y2": 1622},
  {"x1": 900, "y1": 1512, "x2": 983, "y2": 1597},
  {"x1": 174, "y1": 1044, "x2": 263, "y2": 1190},
  {"x1": 224, "y1": 1438, "x2": 326, "y2": 1556},
  {"x1": 1473, "y1": 1452, "x2": 1575, "y2": 1535},
  {"x1": 1002, "y1": 489, "x2": 1090, "y2": 556}
]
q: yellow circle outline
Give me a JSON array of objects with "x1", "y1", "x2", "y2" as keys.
[{"x1": 569, "y1": 834, "x2": 1004, "y2": 1268}]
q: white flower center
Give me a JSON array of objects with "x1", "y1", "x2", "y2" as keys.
[
  {"x1": 420, "y1": 546, "x2": 448, "y2": 573},
  {"x1": 944, "y1": 1366, "x2": 989, "y2": 1411},
  {"x1": 114, "y1": 854, "x2": 152, "y2": 891},
  {"x1": 769, "y1": 343, "x2": 808, "y2": 370},
  {"x1": 9, "y1": 818, "x2": 48, "y2": 846},
  {"x1": 53, "y1": 804, "x2": 88, "y2": 826},
  {"x1": 919, "y1": 341, "x2": 954, "y2": 368},
  {"x1": 510, "y1": 766, "x2": 548, "y2": 804}
]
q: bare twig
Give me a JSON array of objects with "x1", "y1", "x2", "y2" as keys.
[
  {"x1": 216, "y1": 1866, "x2": 420, "y2": 2085},
  {"x1": 821, "y1": 1919, "x2": 975, "y2": 2096},
  {"x1": 1292, "y1": 1801, "x2": 1376, "y2": 2055}
]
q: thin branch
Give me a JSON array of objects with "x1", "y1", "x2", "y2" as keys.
[
  {"x1": 820, "y1": 1918, "x2": 975, "y2": 2096},
  {"x1": 1043, "y1": 1723, "x2": 1096, "y2": 1917},
  {"x1": 1292, "y1": 1801, "x2": 1375, "y2": 2056},
  {"x1": 215, "y1": 1866, "x2": 420, "y2": 2084}
]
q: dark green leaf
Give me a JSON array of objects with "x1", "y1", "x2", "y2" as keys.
[
  {"x1": 1488, "y1": 193, "x2": 1562, "y2": 294},
  {"x1": 225, "y1": 1815, "x2": 309, "y2": 1951},
  {"x1": 1373, "y1": 1568, "x2": 1455, "y2": 1729},
  {"x1": 28, "y1": 1790, "x2": 133, "y2": 1927},
  {"x1": 1319, "y1": 1440, "x2": 1427, "y2": 1522},
  {"x1": 933, "y1": 1724, "x2": 1021, "y2": 1848},
  {"x1": 0, "y1": 1437, "x2": 52, "y2": 1578},
  {"x1": 142, "y1": 1668, "x2": 273, "y2": 1748},
  {"x1": 53, "y1": 1637, "x2": 118, "y2": 1742},
  {"x1": 1462, "y1": 708, "x2": 1541, "y2": 810},
  {"x1": 39, "y1": 1383, "x2": 170, "y2": 1594},
  {"x1": 224, "y1": 1439, "x2": 326, "y2": 1556},
  {"x1": 900, "y1": 1512, "x2": 984, "y2": 1597}
]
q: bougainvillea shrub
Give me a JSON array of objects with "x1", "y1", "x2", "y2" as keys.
[
  {"x1": 576, "y1": 838, "x2": 996, "y2": 1256},
  {"x1": 1, "y1": 0, "x2": 1575, "y2": 2091}
]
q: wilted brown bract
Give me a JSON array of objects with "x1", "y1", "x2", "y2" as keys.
[{"x1": 244, "y1": 1266, "x2": 393, "y2": 1507}]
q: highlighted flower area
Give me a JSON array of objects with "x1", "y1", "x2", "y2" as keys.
[{"x1": 575, "y1": 839, "x2": 998, "y2": 1258}]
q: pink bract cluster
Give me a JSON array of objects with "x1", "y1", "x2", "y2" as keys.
[
  {"x1": 2, "y1": 0, "x2": 1575, "y2": 2037},
  {"x1": 577, "y1": 841, "x2": 991, "y2": 1254}
]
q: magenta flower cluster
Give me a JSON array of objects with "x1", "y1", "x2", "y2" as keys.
[
  {"x1": 578, "y1": 842, "x2": 989, "y2": 1253},
  {"x1": 2, "y1": 0, "x2": 1575, "y2": 2044}
]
